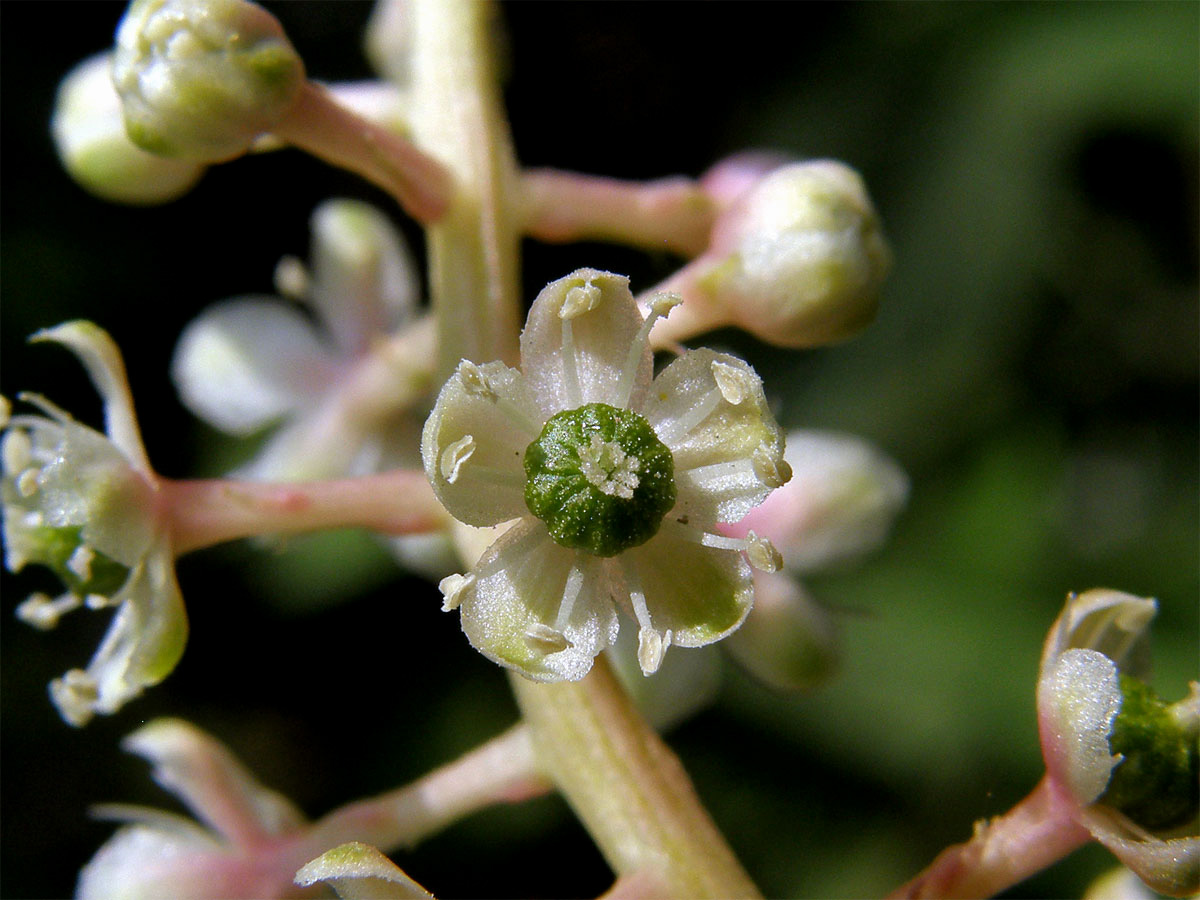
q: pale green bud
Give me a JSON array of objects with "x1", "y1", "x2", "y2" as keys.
[
  {"x1": 704, "y1": 160, "x2": 891, "y2": 347},
  {"x1": 112, "y1": 0, "x2": 305, "y2": 162},
  {"x1": 52, "y1": 53, "x2": 205, "y2": 204}
]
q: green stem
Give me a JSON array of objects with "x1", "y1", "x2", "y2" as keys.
[
  {"x1": 409, "y1": 0, "x2": 522, "y2": 379},
  {"x1": 511, "y1": 655, "x2": 762, "y2": 899}
]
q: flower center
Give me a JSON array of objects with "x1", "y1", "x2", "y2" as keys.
[{"x1": 524, "y1": 403, "x2": 675, "y2": 557}]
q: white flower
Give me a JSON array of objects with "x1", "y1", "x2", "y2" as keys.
[
  {"x1": 2, "y1": 322, "x2": 186, "y2": 727},
  {"x1": 78, "y1": 718, "x2": 313, "y2": 900},
  {"x1": 422, "y1": 268, "x2": 791, "y2": 682},
  {"x1": 1037, "y1": 589, "x2": 1199, "y2": 897},
  {"x1": 170, "y1": 198, "x2": 448, "y2": 575}
]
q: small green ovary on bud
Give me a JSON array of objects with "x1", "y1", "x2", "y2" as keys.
[
  {"x1": 1100, "y1": 674, "x2": 1199, "y2": 830},
  {"x1": 24, "y1": 525, "x2": 130, "y2": 598},
  {"x1": 524, "y1": 403, "x2": 675, "y2": 557}
]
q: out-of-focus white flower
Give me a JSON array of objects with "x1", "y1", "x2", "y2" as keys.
[
  {"x1": 52, "y1": 52, "x2": 206, "y2": 205},
  {"x1": 78, "y1": 718, "x2": 316, "y2": 900},
  {"x1": 423, "y1": 268, "x2": 790, "y2": 681},
  {"x1": 171, "y1": 198, "x2": 449, "y2": 576},
  {"x1": 2, "y1": 322, "x2": 186, "y2": 726},
  {"x1": 295, "y1": 842, "x2": 432, "y2": 900},
  {"x1": 1037, "y1": 589, "x2": 1199, "y2": 897},
  {"x1": 732, "y1": 429, "x2": 909, "y2": 574},
  {"x1": 112, "y1": 0, "x2": 305, "y2": 162}
]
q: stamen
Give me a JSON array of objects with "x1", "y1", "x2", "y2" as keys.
[
  {"x1": 67, "y1": 545, "x2": 95, "y2": 582},
  {"x1": 680, "y1": 458, "x2": 757, "y2": 492},
  {"x1": 1, "y1": 428, "x2": 32, "y2": 474},
  {"x1": 555, "y1": 563, "x2": 585, "y2": 631},
  {"x1": 85, "y1": 593, "x2": 119, "y2": 610},
  {"x1": 616, "y1": 291, "x2": 682, "y2": 409},
  {"x1": 744, "y1": 531, "x2": 783, "y2": 572},
  {"x1": 457, "y1": 361, "x2": 498, "y2": 401},
  {"x1": 653, "y1": 388, "x2": 723, "y2": 446},
  {"x1": 711, "y1": 360, "x2": 755, "y2": 405},
  {"x1": 637, "y1": 627, "x2": 673, "y2": 675},
  {"x1": 273, "y1": 255, "x2": 309, "y2": 300},
  {"x1": 50, "y1": 669, "x2": 99, "y2": 726},
  {"x1": 666, "y1": 520, "x2": 781, "y2": 572},
  {"x1": 16, "y1": 468, "x2": 40, "y2": 497},
  {"x1": 559, "y1": 283, "x2": 603, "y2": 320},
  {"x1": 525, "y1": 623, "x2": 571, "y2": 654},
  {"x1": 439, "y1": 435, "x2": 475, "y2": 484},
  {"x1": 438, "y1": 573, "x2": 475, "y2": 612},
  {"x1": 752, "y1": 445, "x2": 792, "y2": 488},
  {"x1": 560, "y1": 317, "x2": 582, "y2": 408},
  {"x1": 16, "y1": 592, "x2": 83, "y2": 630},
  {"x1": 0, "y1": 394, "x2": 10, "y2": 427}
]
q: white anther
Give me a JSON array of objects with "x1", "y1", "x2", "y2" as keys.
[
  {"x1": 0, "y1": 394, "x2": 10, "y2": 428},
  {"x1": 16, "y1": 592, "x2": 82, "y2": 630},
  {"x1": 525, "y1": 623, "x2": 571, "y2": 654},
  {"x1": 16, "y1": 468, "x2": 40, "y2": 498},
  {"x1": 637, "y1": 627, "x2": 672, "y2": 675},
  {"x1": 439, "y1": 435, "x2": 476, "y2": 484},
  {"x1": 85, "y1": 593, "x2": 118, "y2": 610},
  {"x1": 559, "y1": 282, "x2": 603, "y2": 320},
  {"x1": 744, "y1": 531, "x2": 783, "y2": 573},
  {"x1": 50, "y1": 669, "x2": 99, "y2": 727},
  {"x1": 67, "y1": 545, "x2": 95, "y2": 582},
  {"x1": 752, "y1": 445, "x2": 792, "y2": 489},
  {"x1": 438, "y1": 572, "x2": 475, "y2": 612},
  {"x1": 711, "y1": 360, "x2": 755, "y2": 406},
  {"x1": 457, "y1": 361, "x2": 497, "y2": 401},
  {"x1": 2, "y1": 428, "x2": 32, "y2": 474},
  {"x1": 273, "y1": 255, "x2": 309, "y2": 300},
  {"x1": 646, "y1": 291, "x2": 683, "y2": 318}
]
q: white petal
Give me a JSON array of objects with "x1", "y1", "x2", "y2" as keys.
[
  {"x1": 33, "y1": 321, "x2": 152, "y2": 473},
  {"x1": 76, "y1": 823, "x2": 224, "y2": 900},
  {"x1": 307, "y1": 200, "x2": 420, "y2": 356},
  {"x1": 1037, "y1": 647, "x2": 1122, "y2": 805},
  {"x1": 122, "y1": 717, "x2": 305, "y2": 843},
  {"x1": 519, "y1": 269, "x2": 652, "y2": 416},
  {"x1": 1040, "y1": 589, "x2": 1157, "y2": 680},
  {"x1": 1077, "y1": 806, "x2": 1200, "y2": 897},
  {"x1": 622, "y1": 524, "x2": 753, "y2": 649},
  {"x1": 421, "y1": 361, "x2": 542, "y2": 527},
  {"x1": 643, "y1": 349, "x2": 788, "y2": 523},
  {"x1": 295, "y1": 842, "x2": 433, "y2": 899},
  {"x1": 171, "y1": 298, "x2": 341, "y2": 436},
  {"x1": 458, "y1": 519, "x2": 619, "y2": 682}
]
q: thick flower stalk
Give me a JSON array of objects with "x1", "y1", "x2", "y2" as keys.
[
  {"x1": 423, "y1": 268, "x2": 790, "y2": 682},
  {"x1": 2, "y1": 322, "x2": 186, "y2": 726}
]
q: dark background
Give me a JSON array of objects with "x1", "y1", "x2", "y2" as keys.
[{"x1": 3, "y1": 3, "x2": 1197, "y2": 898}]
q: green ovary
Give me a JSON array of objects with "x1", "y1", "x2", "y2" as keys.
[
  {"x1": 1100, "y1": 674, "x2": 1199, "y2": 830},
  {"x1": 524, "y1": 403, "x2": 676, "y2": 557}
]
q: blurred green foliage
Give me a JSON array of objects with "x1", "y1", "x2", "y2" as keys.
[{"x1": 2, "y1": 3, "x2": 1195, "y2": 898}]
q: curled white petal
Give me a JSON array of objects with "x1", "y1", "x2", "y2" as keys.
[{"x1": 295, "y1": 842, "x2": 433, "y2": 899}]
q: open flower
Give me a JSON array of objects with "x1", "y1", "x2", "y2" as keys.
[
  {"x1": 2, "y1": 322, "x2": 186, "y2": 726},
  {"x1": 78, "y1": 718, "x2": 314, "y2": 899},
  {"x1": 423, "y1": 268, "x2": 790, "y2": 682},
  {"x1": 1037, "y1": 589, "x2": 1199, "y2": 896}
]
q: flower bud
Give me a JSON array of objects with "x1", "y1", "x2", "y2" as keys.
[
  {"x1": 112, "y1": 0, "x2": 305, "y2": 162},
  {"x1": 723, "y1": 571, "x2": 839, "y2": 690},
  {"x1": 52, "y1": 53, "x2": 205, "y2": 204},
  {"x1": 666, "y1": 160, "x2": 891, "y2": 348}
]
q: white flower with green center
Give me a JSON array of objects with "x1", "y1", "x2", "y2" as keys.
[
  {"x1": 422, "y1": 269, "x2": 790, "y2": 682},
  {"x1": 2, "y1": 322, "x2": 186, "y2": 726}
]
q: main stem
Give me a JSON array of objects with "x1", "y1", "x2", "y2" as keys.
[
  {"x1": 409, "y1": 0, "x2": 521, "y2": 378},
  {"x1": 512, "y1": 655, "x2": 762, "y2": 899}
]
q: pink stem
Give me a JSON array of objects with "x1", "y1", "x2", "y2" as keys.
[
  {"x1": 887, "y1": 775, "x2": 1092, "y2": 899},
  {"x1": 275, "y1": 82, "x2": 454, "y2": 225},
  {"x1": 520, "y1": 169, "x2": 715, "y2": 256},
  {"x1": 161, "y1": 469, "x2": 449, "y2": 556}
]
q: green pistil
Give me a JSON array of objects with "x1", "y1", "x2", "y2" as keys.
[
  {"x1": 524, "y1": 403, "x2": 676, "y2": 557},
  {"x1": 1100, "y1": 674, "x2": 1199, "y2": 830},
  {"x1": 27, "y1": 525, "x2": 130, "y2": 598}
]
